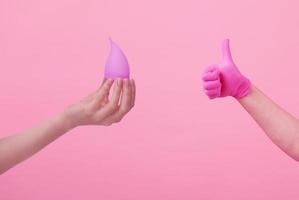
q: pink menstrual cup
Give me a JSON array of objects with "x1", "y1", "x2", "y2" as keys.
[{"x1": 104, "y1": 38, "x2": 130, "y2": 79}]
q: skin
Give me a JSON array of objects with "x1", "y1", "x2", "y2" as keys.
[
  {"x1": 203, "y1": 39, "x2": 299, "y2": 161},
  {"x1": 0, "y1": 78, "x2": 136, "y2": 174},
  {"x1": 238, "y1": 85, "x2": 299, "y2": 161}
]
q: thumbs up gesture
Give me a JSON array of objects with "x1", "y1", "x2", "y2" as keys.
[{"x1": 202, "y1": 39, "x2": 251, "y2": 99}]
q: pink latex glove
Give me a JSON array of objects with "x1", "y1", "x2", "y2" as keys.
[
  {"x1": 202, "y1": 39, "x2": 251, "y2": 99},
  {"x1": 104, "y1": 38, "x2": 130, "y2": 79}
]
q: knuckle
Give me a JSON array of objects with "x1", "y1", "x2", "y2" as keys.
[{"x1": 202, "y1": 74, "x2": 208, "y2": 80}]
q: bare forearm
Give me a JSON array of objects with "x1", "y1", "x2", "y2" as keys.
[
  {"x1": 0, "y1": 79, "x2": 135, "y2": 175},
  {"x1": 238, "y1": 85, "x2": 299, "y2": 161},
  {"x1": 0, "y1": 112, "x2": 74, "y2": 174}
]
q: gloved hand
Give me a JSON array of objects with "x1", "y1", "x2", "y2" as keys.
[{"x1": 202, "y1": 39, "x2": 251, "y2": 99}]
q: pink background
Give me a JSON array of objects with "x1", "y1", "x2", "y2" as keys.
[{"x1": 1, "y1": 0, "x2": 299, "y2": 199}]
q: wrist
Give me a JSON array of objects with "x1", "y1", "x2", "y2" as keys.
[{"x1": 58, "y1": 111, "x2": 78, "y2": 131}]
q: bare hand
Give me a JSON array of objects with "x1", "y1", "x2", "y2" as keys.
[{"x1": 63, "y1": 79, "x2": 136, "y2": 128}]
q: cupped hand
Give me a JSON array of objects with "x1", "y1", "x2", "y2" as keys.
[{"x1": 63, "y1": 78, "x2": 136, "y2": 128}]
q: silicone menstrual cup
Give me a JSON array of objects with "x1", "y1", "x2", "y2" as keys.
[{"x1": 104, "y1": 38, "x2": 130, "y2": 79}]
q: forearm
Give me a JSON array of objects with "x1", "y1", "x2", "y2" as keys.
[
  {"x1": 0, "y1": 112, "x2": 75, "y2": 174},
  {"x1": 238, "y1": 85, "x2": 299, "y2": 161},
  {"x1": 0, "y1": 79, "x2": 135, "y2": 175}
]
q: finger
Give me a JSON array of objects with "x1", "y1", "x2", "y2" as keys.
[
  {"x1": 119, "y1": 79, "x2": 133, "y2": 114},
  {"x1": 205, "y1": 88, "x2": 221, "y2": 98},
  {"x1": 207, "y1": 93, "x2": 219, "y2": 99},
  {"x1": 97, "y1": 78, "x2": 110, "y2": 95},
  {"x1": 203, "y1": 65, "x2": 218, "y2": 73},
  {"x1": 85, "y1": 78, "x2": 109, "y2": 102},
  {"x1": 222, "y1": 39, "x2": 233, "y2": 63},
  {"x1": 102, "y1": 78, "x2": 108, "y2": 84},
  {"x1": 94, "y1": 79, "x2": 123, "y2": 120},
  {"x1": 130, "y1": 79, "x2": 136, "y2": 107},
  {"x1": 203, "y1": 79, "x2": 221, "y2": 90},
  {"x1": 109, "y1": 79, "x2": 123, "y2": 107},
  {"x1": 90, "y1": 79, "x2": 114, "y2": 109},
  {"x1": 202, "y1": 69, "x2": 220, "y2": 81},
  {"x1": 101, "y1": 79, "x2": 133, "y2": 124}
]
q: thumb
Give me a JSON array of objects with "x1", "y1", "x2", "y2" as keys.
[{"x1": 221, "y1": 39, "x2": 234, "y2": 63}]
